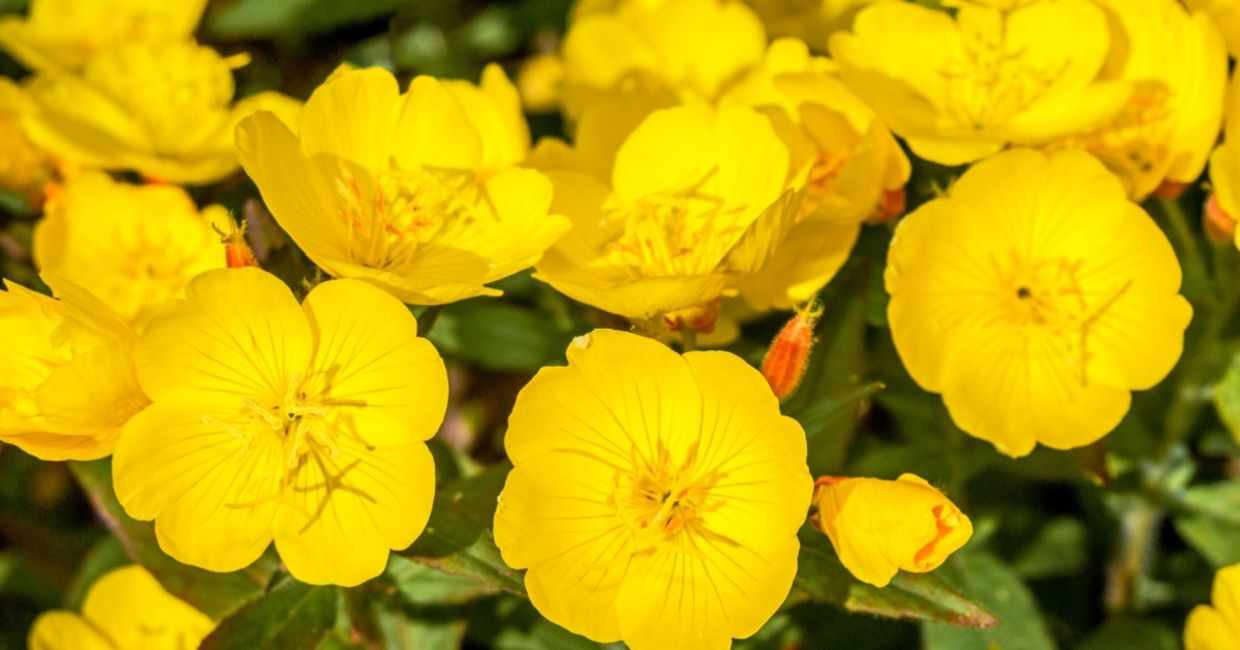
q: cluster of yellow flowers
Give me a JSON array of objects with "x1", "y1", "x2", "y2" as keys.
[{"x1": 0, "y1": 0, "x2": 1235, "y2": 647}]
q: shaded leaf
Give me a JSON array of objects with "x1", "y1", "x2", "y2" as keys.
[
  {"x1": 68, "y1": 459, "x2": 277, "y2": 620},
  {"x1": 201, "y1": 576, "x2": 337, "y2": 650},
  {"x1": 1173, "y1": 479, "x2": 1240, "y2": 566},
  {"x1": 428, "y1": 302, "x2": 577, "y2": 371},
  {"x1": 1078, "y1": 617, "x2": 1178, "y2": 650},
  {"x1": 386, "y1": 555, "x2": 500, "y2": 606},
  {"x1": 1011, "y1": 517, "x2": 1088, "y2": 579},
  {"x1": 922, "y1": 551, "x2": 1055, "y2": 650},
  {"x1": 794, "y1": 530, "x2": 997, "y2": 628}
]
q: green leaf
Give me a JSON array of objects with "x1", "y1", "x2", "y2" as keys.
[
  {"x1": 385, "y1": 555, "x2": 500, "y2": 605},
  {"x1": 1173, "y1": 479, "x2": 1240, "y2": 566},
  {"x1": 1213, "y1": 353, "x2": 1240, "y2": 442},
  {"x1": 1011, "y1": 517, "x2": 1088, "y2": 579},
  {"x1": 428, "y1": 302, "x2": 577, "y2": 371},
  {"x1": 403, "y1": 464, "x2": 526, "y2": 596},
  {"x1": 206, "y1": 0, "x2": 400, "y2": 38},
  {"x1": 68, "y1": 459, "x2": 278, "y2": 620},
  {"x1": 922, "y1": 551, "x2": 1055, "y2": 650},
  {"x1": 794, "y1": 530, "x2": 997, "y2": 628},
  {"x1": 370, "y1": 599, "x2": 465, "y2": 650},
  {"x1": 201, "y1": 576, "x2": 338, "y2": 649},
  {"x1": 1078, "y1": 617, "x2": 1178, "y2": 650}
]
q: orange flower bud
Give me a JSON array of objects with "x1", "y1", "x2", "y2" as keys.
[
  {"x1": 1152, "y1": 180, "x2": 1189, "y2": 200},
  {"x1": 217, "y1": 219, "x2": 258, "y2": 268},
  {"x1": 1206, "y1": 193, "x2": 1237, "y2": 245},
  {"x1": 812, "y1": 473, "x2": 973, "y2": 587},
  {"x1": 761, "y1": 301, "x2": 822, "y2": 401},
  {"x1": 867, "y1": 187, "x2": 906, "y2": 225}
]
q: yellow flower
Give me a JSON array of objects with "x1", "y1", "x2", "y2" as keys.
[
  {"x1": 723, "y1": 37, "x2": 908, "y2": 311},
  {"x1": 1207, "y1": 73, "x2": 1240, "y2": 249},
  {"x1": 0, "y1": 0, "x2": 206, "y2": 73},
  {"x1": 1185, "y1": 563, "x2": 1240, "y2": 650},
  {"x1": 886, "y1": 149, "x2": 1191, "y2": 457},
  {"x1": 1186, "y1": 0, "x2": 1240, "y2": 57},
  {"x1": 113, "y1": 267, "x2": 448, "y2": 586},
  {"x1": 534, "y1": 103, "x2": 800, "y2": 322},
  {"x1": 28, "y1": 565, "x2": 213, "y2": 650},
  {"x1": 1057, "y1": 0, "x2": 1227, "y2": 199},
  {"x1": 494, "y1": 329, "x2": 811, "y2": 648},
  {"x1": 745, "y1": 0, "x2": 879, "y2": 51},
  {"x1": 33, "y1": 172, "x2": 227, "y2": 327},
  {"x1": 560, "y1": 0, "x2": 766, "y2": 119},
  {"x1": 829, "y1": 0, "x2": 1131, "y2": 165},
  {"x1": 516, "y1": 52, "x2": 566, "y2": 113},
  {"x1": 812, "y1": 473, "x2": 972, "y2": 587},
  {"x1": 0, "y1": 77, "x2": 55, "y2": 209},
  {"x1": 22, "y1": 41, "x2": 301, "y2": 185},
  {"x1": 0, "y1": 276, "x2": 146, "y2": 461},
  {"x1": 236, "y1": 66, "x2": 568, "y2": 305}
]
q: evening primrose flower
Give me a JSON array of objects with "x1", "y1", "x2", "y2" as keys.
[
  {"x1": 236, "y1": 66, "x2": 568, "y2": 305},
  {"x1": 560, "y1": 0, "x2": 766, "y2": 119},
  {"x1": 534, "y1": 103, "x2": 801, "y2": 323},
  {"x1": 28, "y1": 565, "x2": 213, "y2": 650},
  {"x1": 0, "y1": 78, "x2": 55, "y2": 210},
  {"x1": 494, "y1": 329, "x2": 812, "y2": 648},
  {"x1": 1185, "y1": 563, "x2": 1240, "y2": 650},
  {"x1": 113, "y1": 268, "x2": 448, "y2": 586},
  {"x1": 23, "y1": 41, "x2": 301, "y2": 185},
  {"x1": 724, "y1": 37, "x2": 908, "y2": 311},
  {"x1": 33, "y1": 172, "x2": 227, "y2": 327},
  {"x1": 0, "y1": 0, "x2": 206, "y2": 73},
  {"x1": 745, "y1": 0, "x2": 879, "y2": 50},
  {"x1": 1057, "y1": 0, "x2": 1226, "y2": 199},
  {"x1": 886, "y1": 149, "x2": 1191, "y2": 457},
  {"x1": 812, "y1": 474, "x2": 972, "y2": 587},
  {"x1": 0, "y1": 276, "x2": 146, "y2": 460},
  {"x1": 829, "y1": 0, "x2": 1131, "y2": 165}
]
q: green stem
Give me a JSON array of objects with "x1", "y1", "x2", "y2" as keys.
[
  {"x1": 417, "y1": 305, "x2": 442, "y2": 338},
  {"x1": 680, "y1": 328, "x2": 698, "y2": 352},
  {"x1": 1159, "y1": 197, "x2": 1210, "y2": 304}
]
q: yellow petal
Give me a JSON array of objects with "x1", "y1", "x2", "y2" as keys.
[
  {"x1": 27, "y1": 611, "x2": 113, "y2": 650},
  {"x1": 114, "y1": 397, "x2": 282, "y2": 572},
  {"x1": 391, "y1": 76, "x2": 483, "y2": 171},
  {"x1": 272, "y1": 439, "x2": 435, "y2": 586},
  {"x1": 299, "y1": 67, "x2": 401, "y2": 169},
  {"x1": 301, "y1": 279, "x2": 448, "y2": 446},
  {"x1": 137, "y1": 267, "x2": 312, "y2": 405},
  {"x1": 81, "y1": 565, "x2": 214, "y2": 649}
]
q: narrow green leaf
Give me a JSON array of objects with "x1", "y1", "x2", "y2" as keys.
[
  {"x1": 68, "y1": 459, "x2": 278, "y2": 620},
  {"x1": 794, "y1": 530, "x2": 997, "y2": 628},
  {"x1": 922, "y1": 551, "x2": 1055, "y2": 650},
  {"x1": 201, "y1": 576, "x2": 337, "y2": 649},
  {"x1": 1011, "y1": 517, "x2": 1088, "y2": 579},
  {"x1": 386, "y1": 555, "x2": 500, "y2": 606},
  {"x1": 428, "y1": 302, "x2": 576, "y2": 371}
]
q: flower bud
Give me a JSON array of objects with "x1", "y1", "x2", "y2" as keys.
[
  {"x1": 812, "y1": 473, "x2": 973, "y2": 587},
  {"x1": 218, "y1": 218, "x2": 258, "y2": 268},
  {"x1": 662, "y1": 299, "x2": 721, "y2": 334},
  {"x1": 1205, "y1": 193, "x2": 1237, "y2": 245},
  {"x1": 1152, "y1": 180, "x2": 1189, "y2": 200},
  {"x1": 867, "y1": 187, "x2": 907, "y2": 225},
  {"x1": 761, "y1": 301, "x2": 822, "y2": 401}
]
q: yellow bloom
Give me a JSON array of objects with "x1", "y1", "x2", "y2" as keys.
[
  {"x1": 236, "y1": 66, "x2": 568, "y2": 305},
  {"x1": 516, "y1": 52, "x2": 565, "y2": 113},
  {"x1": 829, "y1": 0, "x2": 1131, "y2": 165},
  {"x1": 0, "y1": 276, "x2": 146, "y2": 460},
  {"x1": 28, "y1": 565, "x2": 213, "y2": 650},
  {"x1": 113, "y1": 268, "x2": 447, "y2": 586},
  {"x1": 23, "y1": 41, "x2": 301, "y2": 185},
  {"x1": 0, "y1": 77, "x2": 55, "y2": 209},
  {"x1": 0, "y1": 0, "x2": 206, "y2": 73},
  {"x1": 724, "y1": 37, "x2": 908, "y2": 311},
  {"x1": 33, "y1": 172, "x2": 227, "y2": 327},
  {"x1": 494, "y1": 329, "x2": 811, "y2": 648},
  {"x1": 560, "y1": 0, "x2": 766, "y2": 119},
  {"x1": 1057, "y1": 0, "x2": 1226, "y2": 199},
  {"x1": 886, "y1": 149, "x2": 1191, "y2": 457},
  {"x1": 1185, "y1": 563, "x2": 1240, "y2": 650},
  {"x1": 1206, "y1": 73, "x2": 1240, "y2": 249},
  {"x1": 1187, "y1": 0, "x2": 1240, "y2": 57},
  {"x1": 812, "y1": 473, "x2": 972, "y2": 587},
  {"x1": 534, "y1": 104, "x2": 800, "y2": 322}
]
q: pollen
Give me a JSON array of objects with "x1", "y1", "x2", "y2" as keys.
[{"x1": 611, "y1": 442, "x2": 721, "y2": 550}]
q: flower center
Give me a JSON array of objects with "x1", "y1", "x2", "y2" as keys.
[
  {"x1": 603, "y1": 170, "x2": 745, "y2": 277},
  {"x1": 612, "y1": 442, "x2": 720, "y2": 549},
  {"x1": 997, "y1": 253, "x2": 1132, "y2": 383},
  {"x1": 334, "y1": 163, "x2": 482, "y2": 272},
  {"x1": 1076, "y1": 81, "x2": 1174, "y2": 193},
  {"x1": 940, "y1": 5, "x2": 1067, "y2": 131}
]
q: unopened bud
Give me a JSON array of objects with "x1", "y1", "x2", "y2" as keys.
[
  {"x1": 1205, "y1": 193, "x2": 1236, "y2": 245},
  {"x1": 867, "y1": 187, "x2": 906, "y2": 225},
  {"x1": 215, "y1": 218, "x2": 259, "y2": 268},
  {"x1": 1152, "y1": 180, "x2": 1189, "y2": 200},
  {"x1": 761, "y1": 300, "x2": 822, "y2": 401}
]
